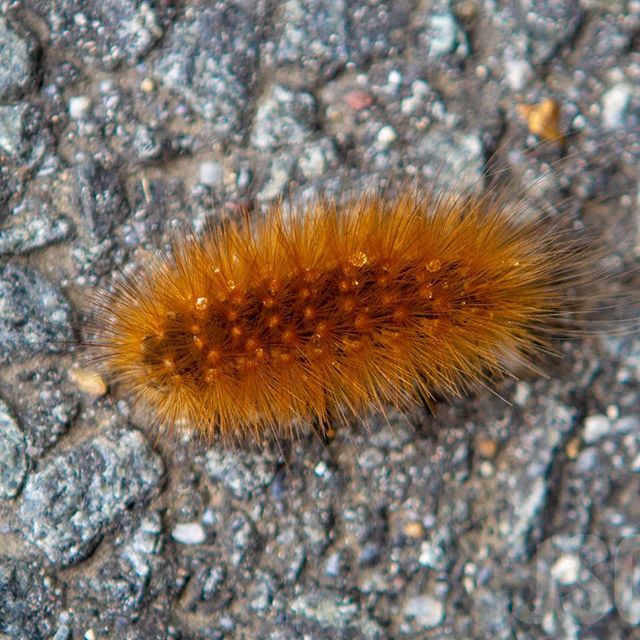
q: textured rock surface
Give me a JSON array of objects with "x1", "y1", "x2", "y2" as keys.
[
  {"x1": 0, "y1": 264, "x2": 72, "y2": 366},
  {"x1": 152, "y1": 3, "x2": 265, "y2": 138},
  {"x1": 18, "y1": 429, "x2": 163, "y2": 566},
  {"x1": 0, "y1": 557, "x2": 62, "y2": 639},
  {"x1": 0, "y1": 1, "x2": 638, "y2": 638},
  {"x1": 25, "y1": 0, "x2": 166, "y2": 70},
  {"x1": 0, "y1": 398, "x2": 26, "y2": 499},
  {"x1": 0, "y1": 18, "x2": 37, "y2": 100}
]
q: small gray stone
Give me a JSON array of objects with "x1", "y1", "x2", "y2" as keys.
[
  {"x1": 485, "y1": 0, "x2": 583, "y2": 69},
  {"x1": 376, "y1": 124, "x2": 398, "y2": 149},
  {"x1": 18, "y1": 429, "x2": 163, "y2": 567},
  {"x1": 275, "y1": 0, "x2": 349, "y2": 77},
  {"x1": 80, "y1": 511, "x2": 164, "y2": 623},
  {"x1": 0, "y1": 557, "x2": 61, "y2": 639},
  {"x1": 29, "y1": 0, "x2": 163, "y2": 70},
  {"x1": 74, "y1": 159, "x2": 130, "y2": 239},
  {"x1": 0, "y1": 399, "x2": 27, "y2": 499},
  {"x1": 250, "y1": 85, "x2": 317, "y2": 152},
  {"x1": 13, "y1": 367, "x2": 79, "y2": 458},
  {"x1": 323, "y1": 551, "x2": 343, "y2": 577},
  {"x1": 518, "y1": 0, "x2": 583, "y2": 66},
  {"x1": 421, "y1": 12, "x2": 468, "y2": 59},
  {"x1": 0, "y1": 104, "x2": 44, "y2": 164},
  {"x1": 229, "y1": 512, "x2": 257, "y2": 565},
  {"x1": 0, "y1": 263, "x2": 72, "y2": 366},
  {"x1": 274, "y1": 0, "x2": 409, "y2": 81},
  {"x1": 0, "y1": 114, "x2": 22, "y2": 157},
  {"x1": 614, "y1": 415, "x2": 640, "y2": 434},
  {"x1": 291, "y1": 590, "x2": 359, "y2": 628},
  {"x1": 200, "y1": 564, "x2": 227, "y2": 602},
  {"x1": 298, "y1": 138, "x2": 337, "y2": 179},
  {"x1": 248, "y1": 572, "x2": 274, "y2": 612},
  {"x1": 204, "y1": 448, "x2": 278, "y2": 499},
  {"x1": 417, "y1": 130, "x2": 485, "y2": 192},
  {"x1": 121, "y1": 512, "x2": 163, "y2": 575},
  {"x1": 153, "y1": 3, "x2": 262, "y2": 137},
  {"x1": 550, "y1": 553, "x2": 581, "y2": 585},
  {"x1": 52, "y1": 625, "x2": 71, "y2": 640},
  {"x1": 131, "y1": 125, "x2": 162, "y2": 162},
  {"x1": 0, "y1": 19, "x2": 37, "y2": 100},
  {"x1": 0, "y1": 195, "x2": 73, "y2": 256},
  {"x1": 495, "y1": 399, "x2": 577, "y2": 559},
  {"x1": 258, "y1": 154, "x2": 296, "y2": 201}
]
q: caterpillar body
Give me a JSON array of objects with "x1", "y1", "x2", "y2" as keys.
[{"x1": 88, "y1": 189, "x2": 590, "y2": 443}]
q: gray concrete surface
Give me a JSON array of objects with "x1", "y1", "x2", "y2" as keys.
[{"x1": 0, "y1": 1, "x2": 639, "y2": 638}]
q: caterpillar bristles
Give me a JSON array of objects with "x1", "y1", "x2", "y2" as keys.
[{"x1": 85, "y1": 186, "x2": 602, "y2": 445}]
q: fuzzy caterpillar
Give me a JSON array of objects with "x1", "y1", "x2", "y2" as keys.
[{"x1": 87, "y1": 188, "x2": 593, "y2": 444}]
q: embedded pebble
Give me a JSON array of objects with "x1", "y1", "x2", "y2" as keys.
[
  {"x1": 274, "y1": 0, "x2": 408, "y2": 81},
  {"x1": 18, "y1": 429, "x2": 163, "y2": 566},
  {"x1": 171, "y1": 522, "x2": 206, "y2": 545},
  {"x1": 204, "y1": 448, "x2": 278, "y2": 499},
  {"x1": 0, "y1": 206, "x2": 72, "y2": 257},
  {"x1": 0, "y1": 104, "x2": 31, "y2": 160},
  {"x1": 68, "y1": 95, "x2": 92, "y2": 119},
  {"x1": 423, "y1": 13, "x2": 464, "y2": 58},
  {"x1": 583, "y1": 414, "x2": 612, "y2": 443},
  {"x1": 291, "y1": 590, "x2": 359, "y2": 628},
  {"x1": 417, "y1": 130, "x2": 484, "y2": 192},
  {"x1": 0, "y1": 399, "x2": 27, "y2": 499},
  {"x1": 198, "y1": 161, "x2": 224, "y2": 188},
  {"x1": 0, "y1": 557, "x2": 62, "y2": 638},
  {"x1": 376, "y1": 125, "x2": 398, "y2": 149},
  {"x1": 551, "y1": 554, "x2": 580, "y2": 585},
  {"x1": 298, "y1": 139, "x2": 336, "y2": 179},
  {"x1": 0, "y1": 19, "x2": 37, "y2": 100},
  {"x1": 0, "y1": 264, "x2": 72, "y2": 366},
  {"x1": 74, "y1": 160, "x2": 130, "y2": 239},
  {"x1": 153, "y1": 3, "x2": 261, "y2": 136},
  {"x1": 602, "y1": 83, "x2": 632, "y2": 130},
  {"x1": 31, "y1": 0, "x2": 163, "y2": 70},
  {"x1": 404, "y1": 594, "x2": 445, "y2": 629},
  {"x1": 68, "y1": 368, "x2": 108, "y2": 397},
  {"x1": 251, "y1": 85, "x2": 317, "y2": 152},
  {"x1": 257, "y1": 154, "x2": 295, "y2": 201},
  {"x1": 12, "y1": 367, "x2": 79, "y2": 457}
]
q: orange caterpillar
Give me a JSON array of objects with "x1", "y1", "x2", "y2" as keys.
[{"x1": 88, "y1": 190, "x2": 589, "y2": 443}]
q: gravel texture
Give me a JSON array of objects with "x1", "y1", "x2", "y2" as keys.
[{"x1": 0, "y1": 1, "x2": 638, "y2": 639}]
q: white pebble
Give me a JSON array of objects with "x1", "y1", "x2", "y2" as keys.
[
  {"x1": 551, "y1": 554, "x2": 580, "y2": 585},
  {"x1": 404, "y1": 594, "x2": 445, "y2": 628},
  {"x1": 376, "y1": 125, "x2": 397, "y2": 149},
  {"x1": 387, "y1": 70, "x2": 403, "y2": 86},
  {"x1": 602, "y1": 83, "x2": 632, "y2": 130},
  {"x1": 171, "y1": 522, "x2": 206, "y2": 545},
  {"x1": 199, "y1": 161, "x2": 223, "y2": 187},
  {"x1": 479, "y1": 460, "x2": 494, "y2": 477},
  {"x1": 583, "y1": 414, "x2": 612, "y2": 443},
  {"x1": 68, "y1": 96, "x2": 91, "y2": 119},
  {"x1": 298, "y1": 145, "x2": 327, "y2": 178},
  {"x1": 504, "y1": 58, "x2": 532, "y2": 91}
]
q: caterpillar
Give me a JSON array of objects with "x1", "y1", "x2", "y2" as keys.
[{"x1": 86, "y1": 185, "x2": 599, "y2": 444}]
